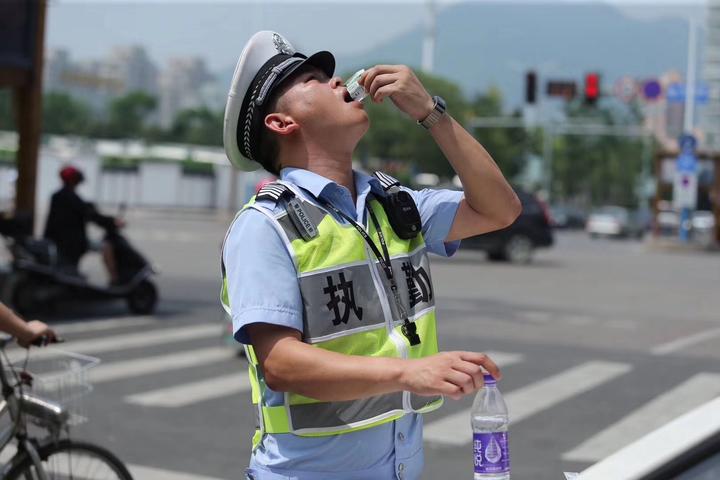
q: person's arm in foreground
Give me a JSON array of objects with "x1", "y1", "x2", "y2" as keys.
[
  {"x1": 360, "y1": 65, "x2": 522, "y2": 241},
  {"x1": 0, "y1": 303, "x2": 57, "y2": 348},
  {"x1": 248, "y1": 323, "x2": 500, "y2": 402}
]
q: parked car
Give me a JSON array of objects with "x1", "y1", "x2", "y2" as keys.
[
  {"x1": 586, "y1": 206, "x2": 644, "y2": 239},
  {"x1": 550, "y1": 205, "x2": 587, "y2": 229},
  {"x1": 656, "y1": 207, "x2": 716, "y2": 244},
  {"x1": 461, "y1": 189, "x2": 554, "y2": 263}
]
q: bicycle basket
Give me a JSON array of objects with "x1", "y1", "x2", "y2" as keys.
[{"x1": 9, "y1": 349, "x2": 100, "y2": 425}]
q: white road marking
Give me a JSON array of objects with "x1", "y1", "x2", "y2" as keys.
[
  {"x1": 517, "y1": 311, "x2": 551, "y2": 323},
  {"x1": 650, "y1": 326, "x2": 720, "y2": 355},
  {"x1": 424, "y1": 361, "x2": 631, "y2": 446},
  {"x1": 579, "y1": 396, "x2": 720, "y2": 480},
  {"x1": 563, "y1": 373, "x2": 720, "y2": 462},
  {"x1": 1, "y1": 445, "x2": 228, "y2": 480},
  {"x1": 125, "y1": 372, "x2": 251, "y2": 407},
  {"x1": 55, "y1": 316, "x2": 158, "y2": 334},
  {"x1": 5, "y1": 323, "x2": 220, "y2": 363},
  {"x1": 90, "y1": 347, "x2": 234, "y2": 384},
  {"x1": 563, "y1": 315, "x2": 594, "y2": 326},
  {"x1": 128, "y1": 464, "x2": 227, "y2": 480},
  {"x1": 482, "y1": 351, "x2": 525, "y2": 368}
]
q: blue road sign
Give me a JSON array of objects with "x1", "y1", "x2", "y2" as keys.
[
  {"x1": 667, "y1": 83, "x2": 710, "y2": 104},
  {"x1": 679, "y1": 134, "x2": 698, "y2": 155},
  {"x1": 676, "y1": 152, "x2": 698, "y2": 173},
  {"x1": 642, "y1": 80, "x2": 662, "y2": 101}
]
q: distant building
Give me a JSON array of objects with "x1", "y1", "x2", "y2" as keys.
[
  {"x1": 43, "y1": 47, "x2": 225, "y2": 127},
  {"x1": 703, "y1": 0, "x2": 720, "y2": 149},
  {"x1": 158, "y1": 57, "x2": 216, "y2": 128},
  {"x1": 44, "y1": 48, "x2": 123, "y2": 114},
  {"x1": 107, "y1": 46, "x2": 159, "y2": 96}
]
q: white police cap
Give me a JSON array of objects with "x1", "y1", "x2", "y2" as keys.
[{"x1": 223, "y1": 31, "x2": 335, "y2": 171}]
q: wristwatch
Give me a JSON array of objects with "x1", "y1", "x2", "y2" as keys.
[{"x1": 418, "y1": 95, "x2": 447, "y2": 129}]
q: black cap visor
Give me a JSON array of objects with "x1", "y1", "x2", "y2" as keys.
[{"x1": 272, "y1": 50, "x2": 335, "y2": 96}]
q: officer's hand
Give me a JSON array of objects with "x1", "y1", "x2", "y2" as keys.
[
  {"x1": 359, "y1": 65, "x2": 435, "y2": 122},
  {"x1": 399, "y1": 351, "x2": 501, "y2": 401}
]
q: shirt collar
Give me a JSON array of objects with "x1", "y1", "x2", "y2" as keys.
[{"x1": 279, "y1": 167, "x2": 385, "y2": 201}]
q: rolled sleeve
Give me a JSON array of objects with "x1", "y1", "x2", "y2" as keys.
[
  {"x1": 405, "y1": 187, "x2": 464, "y2": 257},
  {"x1": 223, "y1": 208, "x2": 303, "y2": 344}
]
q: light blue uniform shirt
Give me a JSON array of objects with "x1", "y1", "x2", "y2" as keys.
[{"x1": 223, "y1": 167, "x2": 463, "y2": 480}]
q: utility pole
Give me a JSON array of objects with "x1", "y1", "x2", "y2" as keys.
[
  {"x1": 421, "y1": 0, "x2": 436, "y2": 73},
  {"x1": 678, "y1": 18, "x2": 699, "y2": 243},
  {"x1": 684, "y1": 18, "x2": 698, "y2": 134}
]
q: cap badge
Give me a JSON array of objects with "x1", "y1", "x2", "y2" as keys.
[{"x1": 272, "y1": 33, "x2": 295, "y2": 55}]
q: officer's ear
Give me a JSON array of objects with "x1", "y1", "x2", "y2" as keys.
[{"x1": 264, "y1": 112, "x2": 299, "y2": 137}]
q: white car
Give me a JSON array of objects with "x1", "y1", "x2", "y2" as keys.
[{"x1": 586, "y1": 206, "x2": 641, "y2": 238}]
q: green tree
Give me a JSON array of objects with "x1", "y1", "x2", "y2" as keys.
[
  {"x1": 167, "y1": 107, "x2": 223, "y2": 146},
  {"x1": 42, "y1": 92, "x2": 92, "y2": 136},
  {"x1": 103, "y1": 91, "x2": 157, "y2": 138},
  {"x1": 551, "y1": 101, "x2": 645, "y2": 207},
  {"x1": 357, "y1": 71, "x2": 469, "y2": 178},
  {"x1": 467, "y1": 87, "x2": 535, "y2": 181}
]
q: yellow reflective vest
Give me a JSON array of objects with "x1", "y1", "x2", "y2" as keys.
[{"x1": 221, "y1": 181, "x2": 442, "y2": 449}]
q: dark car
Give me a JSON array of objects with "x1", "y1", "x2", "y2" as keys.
[{"x1": 461, "y1": 189, "x2": 554, "y2": 263}]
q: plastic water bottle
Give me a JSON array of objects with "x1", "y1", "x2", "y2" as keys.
[{"x1": 471, "y1": 374, "x2": 510, "y2": 479}]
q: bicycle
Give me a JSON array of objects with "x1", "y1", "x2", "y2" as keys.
[{"x1": 0, "y1": 335, "x2": 134, "y2": 479}]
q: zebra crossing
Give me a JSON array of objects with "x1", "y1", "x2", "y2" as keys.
[{"x1": 13, "y1": 315, "x2": 718, "y2": 479}]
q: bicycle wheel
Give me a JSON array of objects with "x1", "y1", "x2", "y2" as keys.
[{"x1": 6, "y1": 439, "x2": 134, "y2": 480}]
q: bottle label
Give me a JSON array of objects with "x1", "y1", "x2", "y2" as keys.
[{"x1": 473, "y1": 432, "x2": 510, "y2": 474}]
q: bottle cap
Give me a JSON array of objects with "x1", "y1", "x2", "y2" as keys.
[{"x1": 483, "y1": 374, "x2": 497, "y2": 385}]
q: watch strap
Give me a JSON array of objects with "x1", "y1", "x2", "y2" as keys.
[{"x1": 418, "y1": 95, "x2": 446, "y2": 129}]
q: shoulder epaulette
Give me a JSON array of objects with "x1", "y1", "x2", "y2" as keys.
[
  {"x1": 256, "y1": 181, "x2": 292, "y2": 203},
  {"x1": 256, "y1": 181, "x2": 318, "y2": 241},
  {"x1": 373, "y1": 171, "x2": 401, "y2": 191}
]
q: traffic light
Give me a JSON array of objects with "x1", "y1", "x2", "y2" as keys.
[
  {"x1": 525, "y1": 71, "x2": 537, "y2": 104},
  {"x1": 584, "y1": 72, "x2": 600, "y2": 105}
]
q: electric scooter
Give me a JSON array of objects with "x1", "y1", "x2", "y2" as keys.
[{"x1": 0, "y1": 209, "x2": 158, "y2": 315}]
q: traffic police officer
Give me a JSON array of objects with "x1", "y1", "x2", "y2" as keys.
[{"x1": 221, "y1": 31, "x2": 521, "y2": 480}]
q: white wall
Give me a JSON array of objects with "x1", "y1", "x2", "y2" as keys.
[{"x1": 138, "y1": 162, "x2": 182, "y2": 207}]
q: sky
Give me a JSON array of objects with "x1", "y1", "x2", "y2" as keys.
[{"x1": 46, "y1": 0, "x2": 708, "y2": 73}]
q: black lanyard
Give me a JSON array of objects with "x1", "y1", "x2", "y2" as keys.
[{"x1": 318, "y1": 199, "x2": 421, "y2": 346}]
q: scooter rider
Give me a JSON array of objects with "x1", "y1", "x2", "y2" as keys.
[
  {"x1": 43, "y1": 166, "x2": 124, "y2": 283},
  {"x1": 221, "y1": 31, "x2": 521, "y2": 480}
]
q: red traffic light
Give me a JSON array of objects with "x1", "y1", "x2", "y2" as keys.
[{"x1": 584, "y1": 73, "x2": 600, "y2": 104}]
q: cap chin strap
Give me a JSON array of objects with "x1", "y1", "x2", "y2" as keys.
[{"x1": 256, "y1": 56, "x2": 305, "y2": 106}]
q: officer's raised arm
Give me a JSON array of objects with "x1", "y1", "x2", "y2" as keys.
[{"x1": 360, "y1": 65, "x2": 522, "y2": 242}]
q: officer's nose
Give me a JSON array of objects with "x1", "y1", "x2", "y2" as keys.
[{"x1": 330, "y1": 76, "x2": 343, "y2": 89}]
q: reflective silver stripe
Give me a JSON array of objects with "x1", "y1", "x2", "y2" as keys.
[
  {"x1": 300, "y1": 263, "x2": 385, "y2": 340},
  {"x1": 409, "y1": 393, "x2": 443, "y2": 412},
  {"x1": 289, "y1": 392, "x2": 405, "y2": 431}
]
